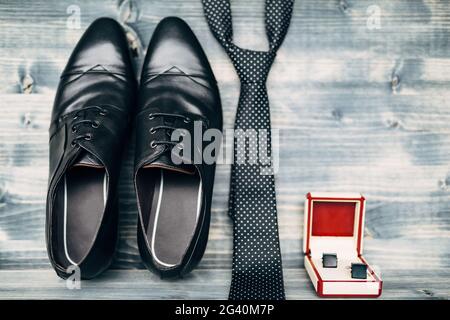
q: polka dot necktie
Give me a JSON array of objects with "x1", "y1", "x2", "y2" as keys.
[{"x1": 202, "y1": 0, "x2": 294, "y2": 300}]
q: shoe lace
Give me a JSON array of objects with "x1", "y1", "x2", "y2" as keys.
[
  {"x1": 70, "y1": 106, "x2": 108, "y2": 147},
  {"x1": 148, "y1": 113, "x2": 192, "y2": 149}
]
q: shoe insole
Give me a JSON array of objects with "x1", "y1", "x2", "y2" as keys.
[
  {"x1": 139, "y1": 168, "x2": 202, "y2": 268},
  {"x1": 53, "y1": 166, "x2": 107, "y2": 266}
]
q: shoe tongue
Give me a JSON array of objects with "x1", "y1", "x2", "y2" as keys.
[
  {"x1": 143, "y1": 153, "x2": 196, "y2": 175},
  {"x1": 72, "y1": 150, "x2": 103, "y2": 168}
]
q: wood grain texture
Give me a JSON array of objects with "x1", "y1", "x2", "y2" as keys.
[{"x1": 0, "y1": 0, "x2": 449, "y2": 299}]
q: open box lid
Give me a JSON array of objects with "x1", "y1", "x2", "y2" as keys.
[{"x1": 303, "y1": 192, "x2": 366, "y2": 259}]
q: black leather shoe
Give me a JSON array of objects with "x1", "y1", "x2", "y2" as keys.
[
  {"x1": 46, "y1": 18, "x2": 136, "y2": 279},
  {"x1": 134, "y1": 17, "x2": 222, "y2": 278}
]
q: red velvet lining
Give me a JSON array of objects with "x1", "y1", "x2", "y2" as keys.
[{"x1": 311, "y1": 201, "x2": 355, "y2": 236}]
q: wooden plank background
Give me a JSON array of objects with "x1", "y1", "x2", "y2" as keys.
[{"x1": 0, "y1": 0, "x2": 449, "y2": 299}]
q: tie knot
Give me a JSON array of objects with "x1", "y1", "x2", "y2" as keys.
[{"x1": 226, "y1": 44, "x2": 276, "y2": 83}]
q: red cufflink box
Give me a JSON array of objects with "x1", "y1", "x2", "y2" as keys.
[{"x1": 303, "y1": 193, "x2": 383, "y2": 297}]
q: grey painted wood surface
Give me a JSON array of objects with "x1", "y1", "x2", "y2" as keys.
[{"x1": 0, "y1": 0, "x2": 449, "y2": 299}]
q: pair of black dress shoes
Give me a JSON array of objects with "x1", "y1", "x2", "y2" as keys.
[{"x1": 46, "y1": 17, "x2": 222, "y2": 279}]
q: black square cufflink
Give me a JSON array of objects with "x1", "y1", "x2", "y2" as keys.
[
  {"x1": 351, "y1": 263, "x2": 368, "y2": 279},
  {"x1": 322, "y1": 253, "x2": 338, "y2": 268}
]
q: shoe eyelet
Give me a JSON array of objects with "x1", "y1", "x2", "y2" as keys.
[
  {"x1": 150, "y1": 141, "x2": 157, "y2": 148},
  {"x1": 183, "y1": 117, "x2": 191, "y2": 124},
  {"x1": 92, "y1": 121, "x2": 100, "y2": 128},
  {"x1": 149, "y1": 127, "x2": 156, "y2": 134},
  {"x1": 99, "y1": 110, "x2": 108, "y2": 116},
  {"x1": 148, "y1": 114, "x2": 155, "y2": 120},
  {"x1": 85, "y1": 134, "x2": 92, "y2": 141},
  {"x1": 71, "y1": 126, "x2": 77, "y2": 134}
]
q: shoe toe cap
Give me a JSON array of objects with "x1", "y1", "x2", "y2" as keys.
[
  {"x1": 143, "y1": 17, "x2": 214, "y2": 78},
  {"x1": 65, "y1": 17, "x2": 131, "y2": 70}
]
